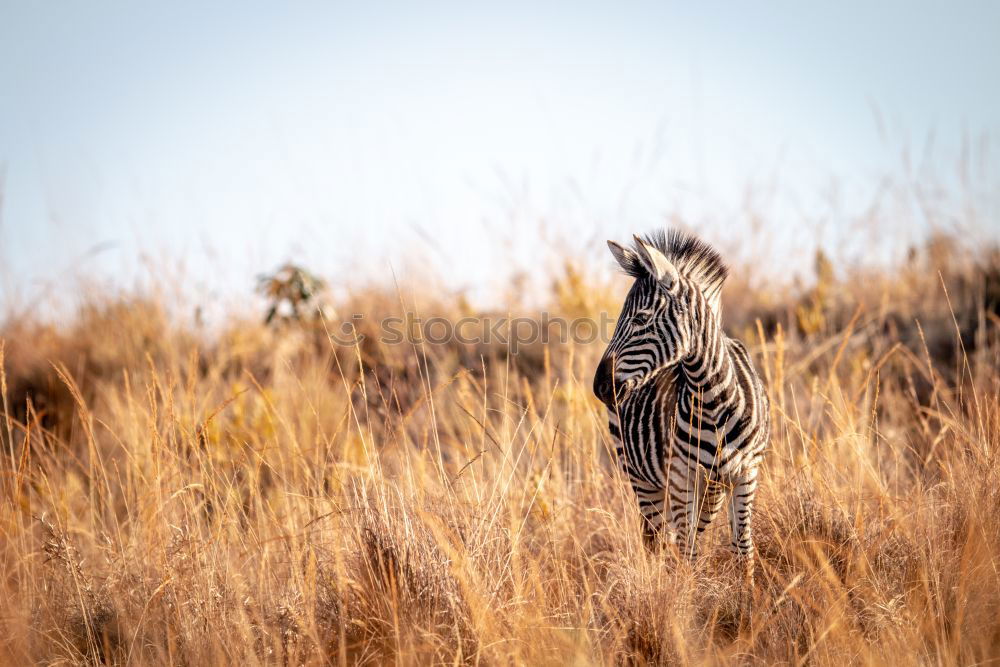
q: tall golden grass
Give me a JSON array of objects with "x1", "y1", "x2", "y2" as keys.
[{"x1": 1, "y1": 231, "x2": 999, "y2": 664}]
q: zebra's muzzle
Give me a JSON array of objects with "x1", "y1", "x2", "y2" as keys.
[{"x1": 593, "y1": 357, "x2": 625, "y2": 406}]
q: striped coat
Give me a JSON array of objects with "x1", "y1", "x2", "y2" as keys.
[{"x1": 593, "y1": 230, "x2": 769, "y2": 578}]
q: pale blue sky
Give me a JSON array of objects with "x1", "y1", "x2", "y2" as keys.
[{"x1": 1, "y1": 1, "x2": 998, "y2": 307}]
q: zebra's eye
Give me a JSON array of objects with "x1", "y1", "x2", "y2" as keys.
[{"x1": 631, "y1": 310, "x2": 652, "y2": 327}]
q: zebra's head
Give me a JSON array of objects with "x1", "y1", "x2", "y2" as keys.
[{"x1": 593, "y1": 230, "x2": 728, "y2": 407}]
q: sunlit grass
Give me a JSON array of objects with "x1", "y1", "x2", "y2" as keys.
[{"x1": 1, "y1": 233, "x2": 999, "y2": 664}]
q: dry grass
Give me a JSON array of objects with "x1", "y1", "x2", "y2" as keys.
[{"x1": 2, "y1": 232, "x2": 999, "y2": 665}]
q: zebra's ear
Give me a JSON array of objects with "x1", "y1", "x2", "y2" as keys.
[
  {"x1": 633, "y1": 235, "x2": 679, "y2": 290},
  {"x1": 607, "y1": 240, "x2": 636, "y2": 272}
]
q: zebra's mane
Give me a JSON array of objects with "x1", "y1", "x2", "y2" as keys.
[{"x1": 624, "y1": 229, "x2": 729, "y2": 306}]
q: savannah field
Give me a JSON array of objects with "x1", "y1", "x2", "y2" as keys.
[{"x1": 2, "y1": 218, "x2": 1000, "y2": 665}]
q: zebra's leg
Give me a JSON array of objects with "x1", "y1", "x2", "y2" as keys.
[
  {"x1": 665, "y1": 457, "x2": 703, "y2": 560},
  {"x1": 727, "y1": 467, "x2": 760, "y2": 583},
  {"x1": 631, "y1": 480, "x2": 667, "y2": 549},
  {"x1": 695, "y1": 477, "x2": 726, "y2": 540}
]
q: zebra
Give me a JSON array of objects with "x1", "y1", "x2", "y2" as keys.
[{"x1": 593, "y1": 229, "x2": 769, "y2": 581}]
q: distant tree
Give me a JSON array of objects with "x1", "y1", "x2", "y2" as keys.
[{"x1": 256, "y1": 263, "x2": 327, "y2": 325}]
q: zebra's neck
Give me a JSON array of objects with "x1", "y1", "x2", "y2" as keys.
[{"x1": 676, "y1": 308, "x2": 738, "y2": 418}]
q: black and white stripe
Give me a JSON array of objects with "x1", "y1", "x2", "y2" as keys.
[{"x1": 594, "y1": 230, "x2": 770, "y2": 578}]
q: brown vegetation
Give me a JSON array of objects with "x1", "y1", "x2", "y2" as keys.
[{"x1": 2, "y1": 232, "x2": 999, "y2": 664}]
